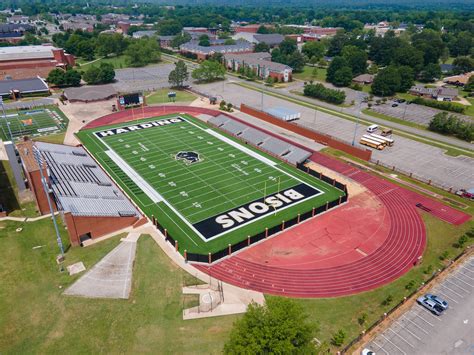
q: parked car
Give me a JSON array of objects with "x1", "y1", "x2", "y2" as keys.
[
  {"x1": 417, "y1": 295, "x2": 445, "y2": 315},
  {"x1": 425, "y1": 294, "x2": 448, "y2": 310},
  {"x1": 397, "y1": 99, "x2": 406, "y2": 103},
  {"x1": 455, "y1": 188, "x2": 474, "y2": 200},
  {"x1": 361, "y1": 349, "x2": 375, "y2": 355},
  {"x1": 391, "y1": 103, "x2": 398, "y2": 107}
]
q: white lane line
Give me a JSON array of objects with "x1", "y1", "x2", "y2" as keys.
[
  {"x1": 380, "y1": 333, "x2": 407, "y2": 355},
  {"x1": 435, "y1": 289, "x2": 459, "y2": 304},
  {"x1": 395, "y1": 321, "x2": 422, "y2": 341},
  {"x1": 452, "y1": 274, "x2": 473, "y2": 288},
  {"x1": 401, "y1": 315, "x2": 429, "y2": 334},
  {"x1": 387, "y1": 328, "x2": 415, "y2": 348},
  {"x1": 372, "y1": 340, "x2": 390, "y2": 355},
  {"x1": 440, "y1": 284, "x2": 465, "y2": 298},
  {"x1": 414, "y1": 312, "x2": 434, "y2": 327},
  {"x1": 422, "y1": 309, "x2": 442, "y2": 322},
  {"x1": 445, "y1": 279, "x2": 470, "y2": 293},
  {"x1": 459, "y1": 270, "x2": 474, "y2": 280}
]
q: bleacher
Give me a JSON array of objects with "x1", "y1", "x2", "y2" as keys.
[{"x1": 208, "y1": 115, "x2": 311, "y2": 165}]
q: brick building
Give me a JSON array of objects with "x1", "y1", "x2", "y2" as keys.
[
  {"x1": 17, "y1": 140, "x2": 144, "y2": 246},
  {"x1": 0, "y1": 23, "x2": 35, "y2": 44},
  {"x1": 180, "y1": 40, "x2": 253, "y2": 61},
  {"x1": 224, "y1": 52, "x2": 292, "y2": 82},
  {"x1": 0, "y1": 45, "x2": 75, "y2": 80}
]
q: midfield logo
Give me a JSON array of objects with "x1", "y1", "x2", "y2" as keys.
[{"x1": 175, "y1": 151, "x2": 201, "y2": 164}]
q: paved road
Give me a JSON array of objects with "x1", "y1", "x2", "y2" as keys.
[
  {"x1": 193, "y1": 80, "x2": 473, "y2": 191},
  {"x1": 239, "y1": 78, "x2": 473, "y2": 151},
  {"x1": 364, "y1": 255, "x2": 474, "y2": 355}
]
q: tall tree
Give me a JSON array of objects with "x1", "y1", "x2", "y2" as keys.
[
  {"x1": 168, "y1": 60, "x2": 189, "y2": 88},
  {"x1": 302, "y1": 41, "x2": 326, "y2": 61},
  {"x1": 326, "y1": 56, "x2": 351, "y2": 85},
  {"x1": 191, "y1": 60, "x2": 225, "y2": 82},
  {"x1": 125, "y1": 38, "x2": 161, "y2": 67},
  {"x1": 341, "y1": 45, "x2": 367, "y2": 76},
  {"x1": 224, "y1": 298, "x2": 316, "y2": 354},
  {"x1": 371, "y1": 66, "x2": 401, "y2": 96}
]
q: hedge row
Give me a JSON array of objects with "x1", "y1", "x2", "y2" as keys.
[
  {"x1": 411, "y1": 97, "x2": 466, "y2": 114},
  {"x1": 303, "y1": 83, "x2": 346, "y2": 105}
]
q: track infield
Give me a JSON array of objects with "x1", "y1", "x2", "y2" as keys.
[{"x1": 77, "y1": 113, "x2": 345, "y2": 254}]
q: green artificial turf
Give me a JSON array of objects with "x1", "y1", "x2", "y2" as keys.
[
  {"x1": 0, "y1": 106, "x2": 68, "y2": 141},
  {"x1": 77, "y1": 114, "x2": 344, "y2": 255}
]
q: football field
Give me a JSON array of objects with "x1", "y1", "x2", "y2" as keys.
[
  {"x1": 77, "y1": 114, "x2": 345, "y2": 254},
  {"x1": 0, "y1": 106, "x2": 67, "y2": 141}
]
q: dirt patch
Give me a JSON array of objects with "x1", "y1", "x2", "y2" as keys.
[{"x1": 305, "y1": 161, "x2": 366, "y2": 197}]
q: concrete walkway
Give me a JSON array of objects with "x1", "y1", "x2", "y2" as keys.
[{"x1": 64, "y1": 232, "x2": 140, "y2": 299}]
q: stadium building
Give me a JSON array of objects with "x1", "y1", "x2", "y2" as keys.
[{"x1": 16, "y1": 140, "x2": 144, "y2": 246}]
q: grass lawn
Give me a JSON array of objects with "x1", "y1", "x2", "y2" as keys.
[
  {"x1": 77, "y1": 55, "x2": 128, "y2": 70},
  {"x1": 293, "y1": 66, "x2": 327, "y2": 82},
  {"x1": 33, "y1": 132, "x2": 66, "y2": 144},
  {"x1": 0, "y1": 220, "x2": 237, "y2": 353},
  {"x1": 146, "y1": 89, "x2": 197, "y2": 105}
]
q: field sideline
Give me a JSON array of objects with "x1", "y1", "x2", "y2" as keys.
[{"x1": 77, "y1": 113, "x2": 345, "y2": 254}]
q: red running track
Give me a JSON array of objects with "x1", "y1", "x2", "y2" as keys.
[{"x1": 82, "y1": 106, "x2": 470, "y2": 297}]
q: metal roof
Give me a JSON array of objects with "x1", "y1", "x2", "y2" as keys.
[
  {"x1": 0, "y1": 45, "x2": 57, "y2": 62},
  {"x1": 180, "y1": 40, "x2": 253, "y2": 54},
  {"x1": 64, "y1": 84, "x2": 117, "y2": 102},
  {"x1": 35, "y1": 142, "x2": 138, "y2": 218},
  {"x1": 253, "y1": 34, "x2": 284, "y2": 46},
  {"x1": 0, "y1": 77, "x2": 49, "y2": 96}
]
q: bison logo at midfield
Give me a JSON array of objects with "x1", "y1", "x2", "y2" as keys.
[{"x1": 175, "y1": 151, "x2": 201, "y2": 164}]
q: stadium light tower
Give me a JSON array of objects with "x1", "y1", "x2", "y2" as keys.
[{"x1": 32, "y1": 145, "x2": 65, "y2": 269}]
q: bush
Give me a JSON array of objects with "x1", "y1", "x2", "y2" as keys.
[
  {"x1": 457, "y1": 234, "x2": 469, "y2": 248},
  {"x1": 219, "y1": 100, "x2": 226, "y2": 110},
  {"x1": 439, "y1": 251, "x2": 449, "y2": 260},
  {"x1": 331, "y1": 329, "x2": 346, "y2": 346},
  {"x1": 303, "y1": 83, "x2": 346, "y2": 104},
  {"x1": 405, "y1": 280, "x2": 416, "y2": 290},
  {"x1": 423, "y1": 265, "x2": 434, "y2": 275},
  {"x1": 412, "y1": 97, "x2": 466, "y2": 114},
  {"x1": 358, "y1": 313, "x2": 368, "y2": 326},
  {"x1": 428, "y1": 112, "x2": 474, "y2": 142},
  {"x1": 381, "y1": 295, "x2": 393, "y2": 306}
]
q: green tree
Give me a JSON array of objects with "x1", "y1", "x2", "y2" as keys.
[
  {"x1": 157, "y1": 19, "x2": 182, "y2": 36},
  {"x1": 419, "y1": 63, "x2": 441, "y2": 83},
  {"x1": 327, "y1": 56, "x2": 352, "y2": 86},
  {"x1": 224, "y1": 38, "x2": 236, "y2": 45},
  {"x1": 398, "y1": 66, "x2": 415, "y2": 92},
  {"x1": 279, "y1": 38, "x2": 297, "y2": 56},
  {"x1": 46, "y1": 68, "x2": 66, "y2": 87},
  {"x1": 198, "y1": 35, "x2": 210, "y2": 47},
  {"x1": 125, "y1": 38, "x2": 161, "y2": 67},
  {"x1": 341, "y1": 45, "x2": 368, "y2": 76},
  {"x1": 96, "y1": 33, "x2": 127, "y2": 57},
  {"x1": 83, "y1": 63, "x2": 115, "y2": 85},
  {"x1": 412, "y1": 29, "x2": 446, "y2": 65},
  {"x1": 224, "y1": 298, "x2": 316, "y2": 354},
  {"x1": 168, "y1": 60, "x2": 188, "y2": 88},
  {"x1": 191, "y1": 60, "x2": 226, "y2": 82},
  {"x1": 170, "y1": 32, "x2": 191, "y2": 49},
  {"x1": 302, "y1": 41, "x2": 326, "y2": 61},
  {"x1": 256, "y1": 25, "x2": 270, "y2": 34},
  {"x1": 254, "y1": 42, "x2": 270, "y2": 53},
  {"x1": 287, "y1": 51, "x2": 305, "y2": 72},
  {"x1": 64, "y1": 69, "x2": 81, "y2": 86},
  {"x1": 371, "y1": 66, "x2": 401, "y2": 96},
  {"x1": 327, "y1": 30, "x2": 349, "y2": 56},
  {"x1": 452, "y1": 56, "x2": 474, "y2": 74}
]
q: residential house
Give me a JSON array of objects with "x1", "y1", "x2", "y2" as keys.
[
  {"x1": 352, "y1": 74, "x2": 375, "y2": 85},
  {"x1": 224, "y1": 52, "x2": 292, "y2": 82},
  {"x1": 409, "y1": 84, "x2": 459, "y2": 101},
  {"x1": 0, "y1": 23, "x2": 35, "y2": 44}
]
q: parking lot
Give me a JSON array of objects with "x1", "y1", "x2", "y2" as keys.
[
  {"x1": 372, "y1": 101, "x2": 471, "y2": 126},
  {"x1": 113, "y1": 62, "x2": 186, "y2": 92},
  {"x1": 364, "y1": 255, "x2": 474, "y2": 354},
  {"x1": 194, "y1": 81, "x2": 474, "y2": 191}
]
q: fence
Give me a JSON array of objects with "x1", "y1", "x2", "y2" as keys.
[
  {"x1": 240, "y1": 104, "x2": 372, "y2": 161},
  {"x1": 152, "y1": 163, "x2": 348, "y2": 264},
  {"x1": 340, "y1": 246, "x2": 473, "y2": 354}
]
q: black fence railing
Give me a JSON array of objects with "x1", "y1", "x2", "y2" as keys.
[{"x1": 152, "y1": 163, "x2": 348, "y2": 264}]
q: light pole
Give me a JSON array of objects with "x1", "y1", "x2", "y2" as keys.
[
  {"x1": 352, "y1": 101, "x2": 363, "y2": 146},
  {"x1": 32, "y1": 145, "x2": 65, "y2": 269},
  {"x1": 261, "y1": 87, "x2": 264, "y2": 111}
]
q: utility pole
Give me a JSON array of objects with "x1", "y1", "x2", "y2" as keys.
[
  {"x1": 352, "y1": 101, "x2": 362, "y2": 146},
  {"x1": 32, "y1": 145, "x2": 65, "y2": 270}
]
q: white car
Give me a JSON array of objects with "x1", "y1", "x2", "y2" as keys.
[{"x1": 361, "y1": 349, "x2": 375, "y2": 355}]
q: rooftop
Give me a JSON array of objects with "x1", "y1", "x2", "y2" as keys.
[
  {"x1": 180, "y1": 40, "x2": 253, "y2": 54},
  {"x1": 0, "y1": 45, "x2": 58, "y2": 62},
  {"x1": 0, "y1": 76, "x2": 49, "y2": 96}
]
